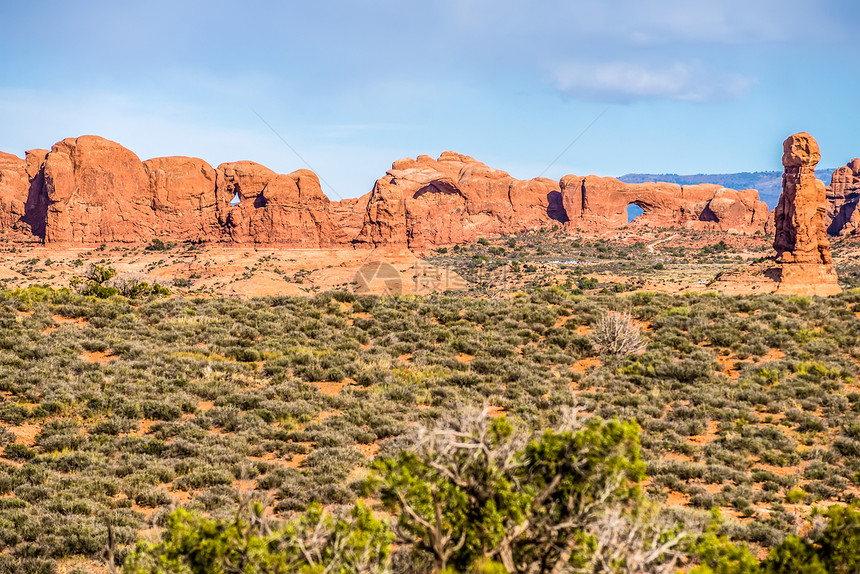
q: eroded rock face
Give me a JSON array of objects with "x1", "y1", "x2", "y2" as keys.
[
  {"x1": 144, "y1": 156, "x2": 220, "y2": 242},
  {"x1": 355, "y1": 152, "x2": 564, "y2": 248},
  {"x1": 773, "y1": 133, "x2": 832, "y2": 264},
  {"x1": 0, "y1": 135, "x2": 778, "y2": 248},
  {"x1": 826, "y1": 158, "x2": 860, "y2": 235},
  {"x1": 330, "y1": 193, "x2": 370, "y2": 242},
  {"x1": 0, "y1": 152, "x2": 29, "y2": 231},
  {"x1": 13, "y1": 136, "x2": 349, "y2": 246},
  {"x1": 42, "y1": 136, "x2": 154, "y2": 243},
  {"x1": 559, "y1": 176, "x2": 769, "y2": 233},
  {"x1": 23, "y1": 150, "x2": 50, "y2": 238},
  {"x1": 217, "y1": 162, "x2": 346, "y2": 246}
]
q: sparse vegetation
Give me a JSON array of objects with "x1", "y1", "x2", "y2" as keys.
[{"x1": 1, "y1": 230, "x2": 860, "y2": 571}]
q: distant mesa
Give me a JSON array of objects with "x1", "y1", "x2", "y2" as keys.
[
  {"x1": 714, "y1": 132, "x2": 841, "y2": 296},
  {"x1": 0, "y1": 133, "x2": 814, "y2": 248}
]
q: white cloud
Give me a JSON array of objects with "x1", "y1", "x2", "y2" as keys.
[{"x1": 550, "y1": 60, "x2": 754, "y2": 103}]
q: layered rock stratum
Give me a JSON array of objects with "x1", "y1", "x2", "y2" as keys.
[{"x1": 0, "y1": 135, "x2": 773, "y2": 247}]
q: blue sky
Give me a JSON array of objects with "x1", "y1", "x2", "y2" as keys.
[{"x1": 1, "y1": 0, "x2": 858, "y2": 199}]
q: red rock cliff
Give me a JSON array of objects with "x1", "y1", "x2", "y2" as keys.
[
  {"x1": 0, "y1": 135, "x2": 775, "y2": 248},
  {"x1": 1, "y1": 135, "x2": 348, "y2": 246},
  {"x1": 354, "y1": 152, "x2": 565, "y2": 248},
  {"x1": 825, "y1": 158, "x2": 860, "y2": 236},
  {"x1": 559, "y1": 175, "x2": 769, "y2": 233},
  {"x1": 217, "y1": 162, "x2": 346, "y2": 246}
]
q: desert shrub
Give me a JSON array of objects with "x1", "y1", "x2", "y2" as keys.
[{"x1": 592, "y1": 311, "x2": 645, "y2": 358}]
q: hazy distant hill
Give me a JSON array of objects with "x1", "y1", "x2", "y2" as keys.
[{"x1": 618, "y1": 169, "x2": 836, "y2": 208}]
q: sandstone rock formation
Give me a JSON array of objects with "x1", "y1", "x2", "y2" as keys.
[
  {"x1": 354, "y1": 152, "x2": 565, "y2": 249},
  {"x1": 825, "y1": 158, "x2": 860, "y2": 235},
  {"x1": 0, "y1": 135, "x2": 349, "y2": 247},
  {"x1": 144, "y1": 156, "x2": 220, "y2": 242},
  {"x1": 559, "y1": 175, "x2": 769, "y2": 233},
  {"x1": 0, "y1": 151, "x2": 29, "y2": 232},
  {"x1": 773, "y1": 133, "x2": 832, "y2": 265},
  {"x1": 22, "y1": 150, "x2": 50, "y2": 238},
  {"x1": 41, "y1": 136, "x2": 154, "y2": 243},
  {"x1": 217, "y1": 162, "x2": 346, "y2": 246},
  {"x1": 0, "y1": 135, "x2": 775, "y2": 248},
  {"x1": 715, "y1": 133, "x2": 840, "y2": 296},
  {"x1": 330, "y1": 193, "x2": 370, "y2": 241}
]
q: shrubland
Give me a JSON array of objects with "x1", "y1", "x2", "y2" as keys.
[{"x1": 0, "y1": 283, "x2": 859, "y2": 571}]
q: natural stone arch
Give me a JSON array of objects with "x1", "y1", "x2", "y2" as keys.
[{"x1": 626, "y1": 202, "x2": 645, "y2": 224}]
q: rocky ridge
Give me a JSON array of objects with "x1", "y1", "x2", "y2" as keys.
[
  {"x1": 559, "y1": 175, "x2": 769, "y2": 234},
  {"x1": 0, "y1": 135, "x2": 774, "y2": 247}
]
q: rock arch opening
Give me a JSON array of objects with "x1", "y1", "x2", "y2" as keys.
[{"x1": 627, "y1": 203, "x2": 644, "y2": 224}]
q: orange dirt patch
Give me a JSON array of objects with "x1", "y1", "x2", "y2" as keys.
[
  {"x1": 571, "y1": 357, "x2": 602, "y2": 374},
  {"x1": 356, "y1": 442, "x2": 382, "y2": 458},
  {"x1": 52, "y1": 314, "x2": 89, "y2": 328},
  {"x1": 486, "y1": 405, "x2": 506, "y2": 417},
  {"x1": 8, "y1": 423, "x2": 40, "y2": 446},
  {"x1": 752, "y1": 462, "x2": 801, "y2": 478},
  {"x1": 310, "y1": 381, "x2": 348, "y2": 396},
  {"x1": 716, "y1": 355, "x2": 741, "y2": 380},
  {"x1": 171, "y1": 490, "x2": 193, "y2": 503},
  {"x1": 688, "y1": 420, "x2": 719, "y2": 445},
  {"x1": 664, "y1": 452, "x2": 694, "y2": 463},
  {"x1": 759, "y1": 349, "x2": 786, "y2": 363},
  {"x1": 553, "y1": 315, "x2": 572, "y2": 328},
  {"x1": 248, "y1": 446, "x2": 313, "y2": 469},
  {"x1": 57, "y1": 557, "x2": 111, "y2": 574},
  {"x1": 81, "y1": 350, "x2": 114, "y2": 363},
  {"x1": 233, "y1": 478, "x2": 257, "y2": 493},
  {"x1": 131, "y1": 419, "x2": 156, "y2": 436},
  {"x1": 456, "y1": 353, "x2": 475, "y2": 364},
  {"x1": 575, "y1": 325, "x2": 592, "y2": 336},
  {"x1": 286, "y1": 453, "x2": 307, "y2": 468},
  {"x1": 665, "y1": 490, "x2": 690, "y2": 507},
  {"x1": 197, "y1": 400, "x2": 214, "y2": 412}
]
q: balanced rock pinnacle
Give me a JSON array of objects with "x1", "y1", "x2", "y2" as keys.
[
  {"x1": 713, "y1": 132, "x2": 840, "y2": 296},
  {"x1": 773, "y1": 132, "x2": 832, "y2": 264}
]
